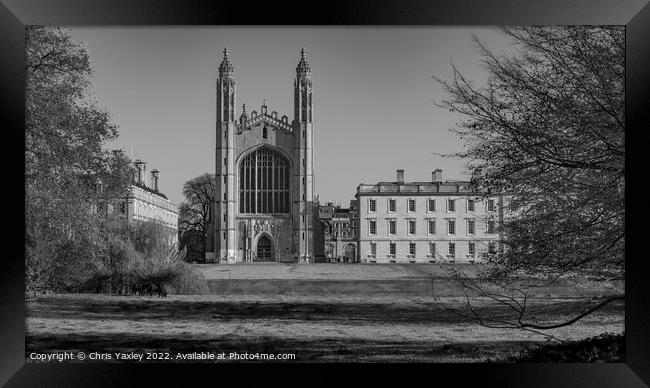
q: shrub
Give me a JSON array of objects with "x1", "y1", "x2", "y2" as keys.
[
  {"x1": 496, "y1": 333, "x2": 625, "y2": 362},
  {"x1": 75, "y1": 222, "x2": 208, "y2": 295}
]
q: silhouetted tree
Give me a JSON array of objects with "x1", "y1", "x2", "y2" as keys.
[
  {"x1": 178, "y1": 173, "x2": 215, "y2": 260},
  {"x1": 434, "y1": 26, "x2": 624, "y2": 333}
]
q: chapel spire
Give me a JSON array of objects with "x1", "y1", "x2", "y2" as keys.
[
  {"x1": 296, "y1": 48, "x2": 311, "y2": 77},
  {"x1": 219, "y1": 47, "x2": 234, "y2": 76}
]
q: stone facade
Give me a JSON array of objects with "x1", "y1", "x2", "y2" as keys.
[
  {"x1": 317, "y1": 201, "x2": 359, "y2": 263},
  {"x1": 356, "y1": 169, "x2": 505, "y2": 263},
  {"x1": 101, "y1": 159, "x2": 179, "y2": 247},
  {"x1": 205, "y1": 48, "x2": 315, "y2": 263}
]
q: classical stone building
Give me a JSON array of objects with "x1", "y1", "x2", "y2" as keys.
[
  {"x1": 98, "y1": 158, "x2": 179, "y2": 247},
  {"x1": 356, "y1": 169, "x2": 505, "y2": 263},
  {"x1": 205, "y1": 48, "x2": 315, "y2": 263}
]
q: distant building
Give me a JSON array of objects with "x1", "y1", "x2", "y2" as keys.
[
  {"x1": 317, "y1": 200, "x2": 359, "y2": 263},
  {"x1": 98, "y1": 158, "x2": 179, "y2": 247},
  {"x1": 356, "y1": 169, "x2": 505, "y2": 263}
]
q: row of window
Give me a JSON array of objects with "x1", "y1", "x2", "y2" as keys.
[
  {"x1": 367, "y1": 241, "x2": 498, "y2": 258},
  {"x1": 367, "y1": 218, "x2": 496, "y2": 236},
  {"x1": 331, "y1": 230, "x2": 356, "y2": 238},
  {"x1": 367, "y1": 198, "x2": 497, "y2": 213},
  {"x1": 333, "y1": 221, "x2": 356, "y2": 229}
]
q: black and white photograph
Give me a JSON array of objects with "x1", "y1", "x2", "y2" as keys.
[{"x1": 21, "y1": 24, "x2": 627, "y2": 365}]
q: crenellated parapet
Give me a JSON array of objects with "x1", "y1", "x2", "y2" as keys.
[{"x1": 236, "y1": 105, "x2": 293, "y2": 133}]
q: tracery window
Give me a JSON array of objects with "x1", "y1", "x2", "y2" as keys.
[{"x1": 239, "y1": 148, "x2": 290, "y2": 214}]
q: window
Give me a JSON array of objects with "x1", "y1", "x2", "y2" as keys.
[
  {"x1": 334, "y1": 222, "x2": 339, "y2": 228},
  {"x1": 224, "y1": 192, "x2": 227, "y2": 200},
  {"x1": 427, "y1": 199, "x2": 435, "y2": 212},
  {"x1": 262, "y1": 126, "x2": 268, "y2": 139},
  {"x1": 368, "y1": 220, "x2": 377, "y2": 235},
  {"x1": 352, "y1": 221, "x2": 357, "y2": 227},
  {"x1": 239, "y1": 148, "x2": 290, "y2": 214},
  {"x1": 223, "y1": 214, "x2": 227, "y2": 223},
  {"x1": 427, "y1": 219, "x2": 436, "y2": 235},
  {"x1": 447, "y1": 219, "x2": 456, "y2": 235},
  {"x1": 448, "y1": 242, "x2": 456, "y2": 257},
  {"x1": 224, "y1": 157, "x2": 227, "y2": 165},
  {"x1": 409, "y1": 242, "x2": 416, "y2": 256},
  {"x1": 333, "y1": 231, "x2": 338, "y2": 237},
  {"x1": 429, "y1": 242, "x2": 436, "y2": 256},
  {"x1": 369, "y1": 199, "x2": 376, "y2": 212},
  {"x1": 487, "y1": 220, "x2": 496, "y2": 234},
  {"x1": 467, "y1": 198, "x2": 475, "y2": 212},
  {"x1": 488, "y1": 198, "x2": 496, "y2": 212},
  {"x1": 369, "y1": 242, "x2": 376, "y2": 257},
  {"x1": 488, "y1": 242, "x2": 497, "y2": 254},
  {"x1": 223, "y1": 232, "x2": 226, "y2": 240},
  {"x1": 388, "y1": 199, "x2": 396, "y2": 212},
  {"x1": 408, "y1": 199, "x2": 415, "y2": 212},
  {"x1": 408, "y1": 219, "x2": 416, "y2": 235},
  {"x1": 223, "y1": 175, "x2": 227, "y2": 184},
  {"x1": 342, "y1": 231, "x2": 347, "y2": 238},
  {"x1": 389, "y1": 243, "x2": 396, "y2": 256},
  {"x1": 388, "y1": 219, "x2": 396, "y2": 235},
  {"x1": 468, "y1": 241, "x2": 476, "y2": 255},
  {"x1": 467, "y1": 219, "x2": 475, "y2": 235},
  {"x1": 120, "y1": 202, "x2": 127, "y2": 214},
  {"x1": 447, "y1": 199, "x2": 455, "y2": 212}
]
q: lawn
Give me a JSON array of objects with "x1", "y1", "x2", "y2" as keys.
[{"x1": 26, "y1": 292, "x2": 624, "y2": 362}]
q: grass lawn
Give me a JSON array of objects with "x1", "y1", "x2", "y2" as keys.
[{"x1": 25, "y1": 292, "x2": 624, "y2": 362}]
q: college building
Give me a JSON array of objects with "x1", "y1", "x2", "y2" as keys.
[
  {"x1": 356, "y1": 169, "x2": 505, "y2": 263},
  {"x1": 205, "y1": 48, "x2": 315, "y2": 263},
  {"x1": 96, "y1": 158, "x2": 179, "y2": 247},
  {"x1": 316, "y1": 200, "x2": 359, "y2": 263}
]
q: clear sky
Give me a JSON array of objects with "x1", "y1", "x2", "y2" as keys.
[{"x1": 68, "y1": 27, "x2": 515, "y2": 206}]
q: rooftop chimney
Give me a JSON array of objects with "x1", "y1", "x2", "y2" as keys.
[
  {"x1": 396, "y1": 169, "x2": 404, "y2": 184},
  {"x1": 432, "y1": 169, "x2": 443, "y2": 183},
  {"x1": 151, "y1": 169, "x2": 160, "y2": 192},
  {"x1": 134, "y1": 159, "x2": 145, "y2": 185}
]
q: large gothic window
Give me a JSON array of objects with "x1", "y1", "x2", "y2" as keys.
[{"x1": 239, "y1": 148, "x2": 290, "y2": 214}]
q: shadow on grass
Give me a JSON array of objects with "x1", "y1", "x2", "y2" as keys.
[
  {"x1": 25, "y1": 333, "x2": 541, "y2": 362},
  {"x1": 28, "y1": 295, "x2": 624, "y2": 325}
]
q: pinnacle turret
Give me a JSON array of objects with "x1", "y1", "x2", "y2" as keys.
[
  {"x1": 296, "y1": 48, "x2": 311, "y2": 76},
  {"x1": 219, "y1": 47, "x2": 234, "y2": 76}
]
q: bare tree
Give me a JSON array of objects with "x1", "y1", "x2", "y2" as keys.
[
  {"x1": 178, "y1": 173, "x2": 215, "y2": 260},
  {"x1": 433, "y1": 26, "x2": 624, "y2": 332}
]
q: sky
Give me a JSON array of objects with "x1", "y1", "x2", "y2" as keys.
[{"x1": 67, "y1": 27, "x2": 516, "y2": 206}]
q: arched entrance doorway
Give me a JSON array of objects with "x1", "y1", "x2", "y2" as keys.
[
  {"x1": 255, "y1": 235, "x2": 274, "y2": 262},
  {"x1": 345, "y1": 244, "x2": 356, "y2": 263}
]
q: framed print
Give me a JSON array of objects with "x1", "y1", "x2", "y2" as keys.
[{"x1": 2, "y1": 0, "x2": 649, "y2": 386}]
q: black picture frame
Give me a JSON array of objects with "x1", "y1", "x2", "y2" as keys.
[{"x1": 2, "y1": 0, "x2": 648, "y2": 386}]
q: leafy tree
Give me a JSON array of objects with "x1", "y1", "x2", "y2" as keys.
[
  {"x1": 434, "y1": 26, "x2": 624, "y2": 332},
  {"x1": 178, "y1": 173, "x2": 215, "y2": 261},
  {"x1": 25, "y1": 26, "x2": 134, "y2": 291}
]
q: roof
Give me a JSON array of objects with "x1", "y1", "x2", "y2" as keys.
[
  {"x1": 132, "y1": 182, "x2": 169, "y2": 200},
  {"x1": 356, "y1": 180, "x2": 493, "y2": 196}
]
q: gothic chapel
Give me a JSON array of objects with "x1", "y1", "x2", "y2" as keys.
[{"x1": 205, "y1": 48, "x2": 315, "y2": 263}]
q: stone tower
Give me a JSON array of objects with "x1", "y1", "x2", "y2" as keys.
[
  {"x1": 215, "y1": 47, "x2": 237, "y2": 263},
  {"x1": 293, "y1": 48, "x2": 315, "y2": 263}
]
